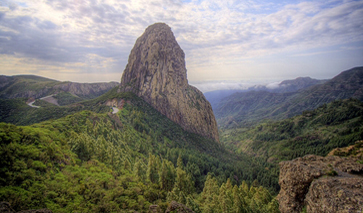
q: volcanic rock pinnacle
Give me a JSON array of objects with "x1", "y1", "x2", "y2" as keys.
[{"x1": 120, "y1": 23, "x2": 219, "y2": 143}]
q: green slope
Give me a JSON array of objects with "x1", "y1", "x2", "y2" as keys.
[
  {"x1": 0, "y1": 75, "x2": 118, "y2": 103},
  {"x1": 216, "y1": 67, "x2": 363, "y2": 128},
  {"x1": 0, "y1": 91, "x2": 279, "y2": 212},
  {"x1": 0, "y1": 75, "x2": 61, "y2": 98},
  {"x1": 221, "y1": 98, "x2": 363, "y2": 163},
  {"x1": 0, "y1": 87, "x2": 127, "y2": 125}
]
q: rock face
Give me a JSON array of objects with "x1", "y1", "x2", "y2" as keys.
[
  {"x1": 120, "y1": 23, "x2": 219, "y2": 143},
  {"x1": 277, "y1": 155, "x2": 363, "y2": 213}
]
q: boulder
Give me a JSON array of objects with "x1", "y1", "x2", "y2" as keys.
[{"x1": 277, "y1": 154, "x2": 363, "y2": 213}]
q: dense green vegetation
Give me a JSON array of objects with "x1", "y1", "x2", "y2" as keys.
[
  {"x1": 0, "y1": 75, "x2": 118, "y2": 103},
  {"x1": 215, "y1": 67, "x2": 363, "y2": 128},
  {"x1": 0, "y1": 98, "x2": 109, "y2": 126},
  {"x1": 0, "y1": 75, "x2": 61, "y2": 99},
  {"x1": 3, "y1": 68, "x2": 362, "y2": 212},
  {"x1": 0, "y1": 92, "x2": 279, "y2": 212},
  {"x1": 54, "y1": 92, "x2": 84, "y2": 106},
  {"x1": 215, "y1": 91, "x2": 293, "y2": 128},
  {"x1": 0, "y1": 87, "x2": 125, "y2": 126},
  {"x1": 221, "y1": 99, "x2": 363, "y2": 163}
]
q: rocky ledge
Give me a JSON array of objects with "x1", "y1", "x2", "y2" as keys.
[{"x1": 277, "y1": 154, "x2": 363, "y2": 213}]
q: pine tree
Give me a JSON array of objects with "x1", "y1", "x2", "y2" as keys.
[
  {"x1": 232, "y1": 185, "x2": 242, "y2": 213},
  {"x1": 147, "y1": 154, "x2": 159, "y2": 184},
  {"x1": 133, "y1": 158, "x2": 145, "y2": 180},
  {"x1": 177, "y1": 153, "x2": 183, "y2": 169},
  {"x1": 175, "y1": 168, "x2": 193, "y2": 194},
  {"x1": 159, "y1": 160, "x2": 175, "y2": 191},
  {"x1": 178, "y1": 191, "x2": 186, "y2": 204}
]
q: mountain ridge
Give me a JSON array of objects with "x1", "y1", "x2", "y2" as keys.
[
  {"x1": 215, "y1": 67, "x2": 363, "y2": 128},
  {"x1": 0, "y1": 75, "x2": 119, "y2": 100},
  {"x1": 205, "y1": 76, "x2": 326, "y2": 110}
]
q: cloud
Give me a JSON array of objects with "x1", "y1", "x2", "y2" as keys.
[
  {"x1": 191, "y1": 81, "x2": 256, "y2": 93},
  {"x1": 265, "y1": 81, "x2": 282, "y2": 89},
  {"x1": 0, "y1": 0, "x2": 362, "y2": 82}
]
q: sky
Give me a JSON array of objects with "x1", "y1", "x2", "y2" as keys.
[{"x1": 0, "y1": 0, "x2": 362, "y2": 92}]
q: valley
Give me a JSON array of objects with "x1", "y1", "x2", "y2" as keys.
[
  {"x1": 214, "y1": 67, "x2": 363, "y2": 129},
  {"x1": 0, "y1": 22, "x2": 362, "y2": 213}
]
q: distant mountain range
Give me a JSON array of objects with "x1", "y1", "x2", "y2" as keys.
[
  {"x1": 205, "y1": 76, "x2": 327, "y2": 110},
  {"x1": 0, "y1": 75, "x2": 119, "y2": 101},
  {"x1": 213, "y1": 67, "x2": 363, "y2": 128}
]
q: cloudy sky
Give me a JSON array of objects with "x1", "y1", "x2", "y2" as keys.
[{"x1": 0, "y1": 0, "x2": 362, "y2": 92}]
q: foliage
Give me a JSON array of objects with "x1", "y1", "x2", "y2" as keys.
[
  {"x1": 198, "y1": 176, "x2": 279, "y2": 213},
  {"x1": 33, "y1": 99, "x2": 57, "y2": 107},
  {"x1": 53, "y1": 92, "x2": 84, "y2": 106},
  {"x1": 0, "y1": 91, "x2": 280, "y2": 212},
  {"x1": 0, "y1": 98, "x2": 109, "y2": 126},
  {"x1": 215, "y1": 67, "x2": 363, "y2": 129},
  {"x1": 0, "y1": 86, "x2": 130, "y2": 126},
  {"x1": 0, "y1": 75, "x2": 60, "y2": 99},
  {"x1": 221, "y1": 99, "x2": 363, "y2": 163}
]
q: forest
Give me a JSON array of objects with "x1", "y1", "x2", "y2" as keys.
[
  {"x1": 0, "y1": 91, "x2": 279, "y2": 212},
  {"x1": 221, "y1": 98, "x2": 363, "y2": 163},
  {"x1": 1, "y1": 83, "x2": 363, "y2": 212}
]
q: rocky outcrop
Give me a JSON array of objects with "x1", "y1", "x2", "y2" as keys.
[
  {"x1": 277, "y1": 155, "x2": 363, "y2": 213},
  {"x1": 120, "y1": 23, "x2": 219, "y2": 143},
  {"x1": 305, "y1": 177, "x2": 363, "y2": 213}
]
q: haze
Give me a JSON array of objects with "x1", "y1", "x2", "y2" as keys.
[{"x1": 0, "y1": 0, "x2": 362, "y2": 92}]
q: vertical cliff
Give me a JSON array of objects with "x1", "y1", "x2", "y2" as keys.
[{"x1": 120, "y1": 23, "x2": 219, "y2": 143}]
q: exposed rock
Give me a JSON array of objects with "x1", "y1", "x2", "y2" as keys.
[
  {"x1": 104, "y1": 98, "x2": 130, "y2": 109},
  {"x1": 120, "y1": 23, "x2": 219, "y2": 143},
  {"x1": 165, "y1": 201, "x2": 194, "y2": 213},
  {"x1": 305, "y1": 177, "x2": 363, "y2": 213},
  {"x1": 277, "y1": 154, "x2": 363, "y2": 213}
]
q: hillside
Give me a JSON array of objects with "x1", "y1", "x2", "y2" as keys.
[
  {"x1": 0, "y1": 87, "x2": 119, "y2": 126},
  {"x1": 205, "y1": 77, "x2": 325, "y2": 110},
  {"x1": 215, "y1": 67, "x2": 363, "y2": 128},
  {"x1": 0, "y1": 75, "x2": 119, "y2": 103},
  {"x1": 0, "y1": 90, "x2": 279, "y2": 212},
  {"x1": 221, "y1": 98, "x2": 363, "y2": 164}
]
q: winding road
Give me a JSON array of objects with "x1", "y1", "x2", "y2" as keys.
[
  {"x1": 27, "y1": 94, "x2": 58, "y2": 108},
  {"x1": 27, "y1": 100, "x2": 40, "y2": 108}
]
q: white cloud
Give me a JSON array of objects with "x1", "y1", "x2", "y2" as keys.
[
  {"x1": 266, "y1": 81, "x2": 282, "y2": 89},
  {"x1": 191, "y1": 81, "x2": 256, "y2": 92},
  {"x1": 0, "y1": 0, "x2": 362, "y2": 82}
]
